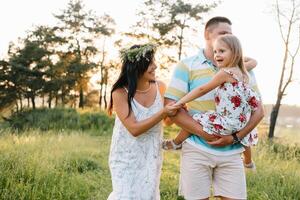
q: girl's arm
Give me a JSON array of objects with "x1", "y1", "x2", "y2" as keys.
[
  {"x1": 112, "y1": 87, "x2": 173, "y2": 137},
  {"x1": 175, "y1": 70, "x2": 228, "y2": 106},
  {"x1": 244, "y1": 56, "x2": 257, "y2": 71}
]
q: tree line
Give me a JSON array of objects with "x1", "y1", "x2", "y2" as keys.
[
  {"x1": 1, "y1": 0, "x2": 299, "y2": 139},
  {"x1": 0, "y1": 0, "x2": 216, "y2": 111}
]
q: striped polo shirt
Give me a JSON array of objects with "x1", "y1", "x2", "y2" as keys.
[{"x1": 165, "y1": 49, "x2": 260, "y2": 156}]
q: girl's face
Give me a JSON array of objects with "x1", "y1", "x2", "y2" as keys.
[
  {"x1": 213, "y1": 40, "x2": 232, "y2": 68},
  {"x1": 141, "y1": 60, "x2": 157, "y2": 81}
]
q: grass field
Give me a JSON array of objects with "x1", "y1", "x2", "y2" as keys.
[
  {"x1": 0, "y1": 128, "x2": 299, "y2": 200},
  {"x1": 0, "y1": 109, "x2": 299, "y2": 199}
]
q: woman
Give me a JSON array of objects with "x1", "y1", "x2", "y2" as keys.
[{"x1": 107, "y1": 44, "x2": 174, "y2": 200}]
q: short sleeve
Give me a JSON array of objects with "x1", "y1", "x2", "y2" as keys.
[
  {"x1": 248, "y1": 70, "x2": 261, "y2": 96},
  {"x1": 164, "y1": 61, "x2": 190, "y2": 101},
  {"x1": 246, "y1": 87, "x2": 261, "y2": 112}
]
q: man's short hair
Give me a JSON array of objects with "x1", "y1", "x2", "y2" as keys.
[{"x1": 205, "y1": 16, "x2": 232, "y2": 30}]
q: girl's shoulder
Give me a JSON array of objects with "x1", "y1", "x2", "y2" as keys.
[{"x1": 220, "y1": 67, "x2": 245, "y2": 82}]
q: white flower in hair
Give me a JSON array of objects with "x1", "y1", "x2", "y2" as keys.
[{"x1": 120, "y1": 44, "x2": 157, "y2": 63}]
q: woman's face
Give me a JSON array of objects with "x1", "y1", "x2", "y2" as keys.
[{"x1": 141, "y1": 60, "x2": 157, "y2": 81}]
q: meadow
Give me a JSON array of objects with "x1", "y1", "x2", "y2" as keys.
[{"x1": 0, "y1": 108, "x2": 299, "y2": 200}]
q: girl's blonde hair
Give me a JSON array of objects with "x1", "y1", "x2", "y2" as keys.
[{"x1": 216, "y1": 35, "x2": 249, "y2": 82}]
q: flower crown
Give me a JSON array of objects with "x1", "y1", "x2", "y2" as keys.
[{"x1": 120, "y1": 44, "x2": 157, "y2": 63}]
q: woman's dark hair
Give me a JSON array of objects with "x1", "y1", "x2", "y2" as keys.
[{"x1": 108, "y1": 44, "x2": 155, "y2": 116}]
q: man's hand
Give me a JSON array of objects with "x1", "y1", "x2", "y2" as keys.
[{"x1": 207, "y1": 134, "x2": 233, "y2": 147}]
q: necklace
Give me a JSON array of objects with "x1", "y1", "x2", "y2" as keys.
[{"x1": 136, "y1": 83, "x2": 151, "y2": 93}]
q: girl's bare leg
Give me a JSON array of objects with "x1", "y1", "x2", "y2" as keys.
[{"x1": 243, "y1": 146, "x2": 252, "y2": 165}]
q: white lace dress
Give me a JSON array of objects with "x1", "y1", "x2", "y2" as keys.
[{"x1": 108, "y1": 85, "x2": 163, "y2": 200}]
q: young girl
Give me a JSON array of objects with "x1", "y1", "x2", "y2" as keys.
[
  {"x1": 107, "y1": 44, "x2": 175, "y2": 200},
  {"x1": 163, "y1": 35, "x2": 261, "y2": 169}
]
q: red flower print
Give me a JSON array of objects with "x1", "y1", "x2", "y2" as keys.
[
  {"x1": 231, "y1": 96, "x2": 241, "y2": 107},
  {"x1": 248, "y1": 96, "x2": 258, "y2": 108},
  {"x1": 249, "y1": 135, "x2": 253, "y2": 143},
  {"x1": 214, "y1": 124, "x2": 223, "y2": 130},
  {"x1": 215, "y1": 96, "x2": 220, "y2": 105},
  {"x1": 239, "y1": 114, "x2": 246, "y2": 123},
  {"x1": 220, "y1": 83, "x2": 225, "y2": 88},
  {"x1": 209, "y1": 114, "x2": 217, "y2": 122},
  {"x1": 231, "y1": 82, "x2": 238, "y2": 87}
]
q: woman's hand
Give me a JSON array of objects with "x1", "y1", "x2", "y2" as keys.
[{"x1": 163, "y1": 102, "x2": 182, "y2": 117}]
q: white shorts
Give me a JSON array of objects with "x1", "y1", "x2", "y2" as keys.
[{"x1": 179, "y1": 142, "x2": 247, "y2": 200}]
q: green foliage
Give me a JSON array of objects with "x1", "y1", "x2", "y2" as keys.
[
  {"x1": 1, "y1": 0, "x2": 116, "y2": 110},
  {"x1": 7, "y1": 108, "x2": 114, "y2": 133}
]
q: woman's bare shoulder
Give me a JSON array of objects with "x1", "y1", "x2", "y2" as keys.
[{"x1": 112, "y1": 88, "x2": 127, "y2": 100}]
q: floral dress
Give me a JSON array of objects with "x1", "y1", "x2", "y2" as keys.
[
  {"x1": 108, "y1": 83, "x2": 163, "y2": 200},
  {"x1": 193, "y1": 69, "x2": 260, "y2": 146}
]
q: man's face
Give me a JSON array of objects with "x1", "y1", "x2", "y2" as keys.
[{"x1": 206, "y1": 22, "x2": 232, "y2": 47}]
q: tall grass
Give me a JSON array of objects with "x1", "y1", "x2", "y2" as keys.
[
  {"x1": 0, "y1": 130, "x2": 112, "y2": 200},
  {"x1": 0, "y1": 109, "x2": 299, "y2": 199}
]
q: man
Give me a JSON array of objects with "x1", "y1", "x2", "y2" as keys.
[{"x1": 164, "y1": 16, "x2": 264, "y2": 200}]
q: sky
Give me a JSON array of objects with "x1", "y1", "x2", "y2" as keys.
[{"x1": 1, "y1": 0, "x2": 299, "y2": 106}]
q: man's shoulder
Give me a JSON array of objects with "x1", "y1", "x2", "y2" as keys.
[{"x1": 180, "y1": 49, "x2": 207, "y2": 70}]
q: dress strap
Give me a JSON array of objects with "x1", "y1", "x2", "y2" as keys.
[
  {"x1": 155, "y1": 81, "x2": 159, "y2": 90},
  {"x1": 222, "y1": 68, "x2": 242, "y2": 82}
]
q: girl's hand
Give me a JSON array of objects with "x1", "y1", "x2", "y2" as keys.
[{"x1": 173, "y1": 102, "x2": 184, "y2": 107}]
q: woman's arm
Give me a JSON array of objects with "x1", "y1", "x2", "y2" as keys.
[
  {"x1": 244, "y1": 56, "x2": 257, "y2": 71},
  {"x1": 175, "y1": 70, "x2": 227, "y2": 106},
  {"x1": 112, "y1": 88, "x2": 173, "y2": 137}
]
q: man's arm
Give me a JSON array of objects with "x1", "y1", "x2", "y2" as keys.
[
  {"x1": 244, "y1": 56, "x2": 257, "y2": 71},
  {"x1": 165, "y1": 98, "x2": 217, "y2": 142},
  {"x1": 207, "y1": 101, "x2": 264, "y2": 146}
]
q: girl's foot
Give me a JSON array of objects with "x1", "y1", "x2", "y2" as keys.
[{"x1": 162, "y1": 139, "x2": 182, "y2": 150}]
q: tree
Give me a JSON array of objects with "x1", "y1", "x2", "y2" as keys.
[
  {"x1": 130, "y1": 0, "x2": 217, "y2": 61},
  {"x1": 54, "y1": 0, "x2": 115, "y2": 108},
  {"x1": 29, "y1": 25, "x2": 66, "y2": 108},
  {"x1": 0, "y1": 60, "x2": 17, "y2": 110},
  {"x1": 269, "y1": 0, "x2": 300, "y2": 138},
  {"x1": 8, "y1": 37, "x2": 49, "y2": 109},
  {"x1": 93, "y1": 14, "x2": 115, "y2": 109}
]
